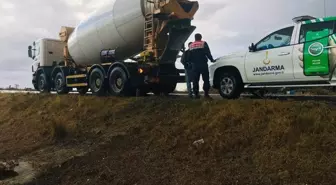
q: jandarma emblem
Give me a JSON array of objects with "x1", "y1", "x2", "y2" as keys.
[
  {"x1": 308, "y1": 42, "x2": 324, "y2": 56},
  {"x1": 263, "y1": 51, "x2": 271, "y2": 65}
]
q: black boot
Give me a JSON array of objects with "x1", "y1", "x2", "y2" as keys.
[
  {"x1": 204, "y1": 91, "x2": 212, "y2": 99},
  {"x1": 194, "y1": 92, "x2": 200, "y2": 99}
]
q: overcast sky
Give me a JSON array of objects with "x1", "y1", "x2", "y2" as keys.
[{"x1": 0, "y1": 0, "x2": 334, "y2": 89}]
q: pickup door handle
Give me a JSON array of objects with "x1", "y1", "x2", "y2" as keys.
[{"x1": 278, "y1": 52, "x2": 290, "y2": 56}]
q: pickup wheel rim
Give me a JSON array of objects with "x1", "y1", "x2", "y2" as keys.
[{"x1": 220, "y1": 77, "x2": 234, "y2": 95}]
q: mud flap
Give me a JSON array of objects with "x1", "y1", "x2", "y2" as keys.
[{"x1": 159, "y1": 25, "x2": 196, "y2": 64}]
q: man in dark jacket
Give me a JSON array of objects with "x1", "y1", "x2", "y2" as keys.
[
  {"x1": 189, "y1": 33, "x2": 215, "y2": 99},
  {"x1": 181, "y1": 42, "x2": 193, "y2": 98}
]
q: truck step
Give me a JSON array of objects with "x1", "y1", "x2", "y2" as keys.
[
  {"x1": 67, "y1": 83, "x2": 88, "y2": 87},
  {"x1": 66, "y1": 74, "x2": 87, "y2": 79}
]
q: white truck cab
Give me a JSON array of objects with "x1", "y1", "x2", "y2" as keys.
[
  {"x1": 28, "y1": 38, "x2": 66, "y2": 90},
  {"x1": 209, "y1": 15, "x2": 336, "y2": 99}
]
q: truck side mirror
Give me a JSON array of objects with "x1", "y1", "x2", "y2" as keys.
[{"x1": 28, "y1": 46, "x2": 32, "y2": 58}]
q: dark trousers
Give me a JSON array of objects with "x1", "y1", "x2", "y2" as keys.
[
  {"x1": 192, "y1": 65, "x2": 210, "y2": 96},
  {"x1": 185, "y1": 67, "x2": 193, "y2": 96}
]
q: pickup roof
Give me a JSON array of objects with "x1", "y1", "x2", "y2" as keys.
[{"x1": 209, "y1": 15, "x2": 336, "y2": 99}]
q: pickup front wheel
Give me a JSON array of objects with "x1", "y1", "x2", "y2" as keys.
[{"x1": 218, "y1": 72, "x2": 243, "y2": 99}]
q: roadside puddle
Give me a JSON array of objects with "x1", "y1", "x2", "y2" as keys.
[{"x1": 0, "y1": 161, "x2": 36, "y2": 185}]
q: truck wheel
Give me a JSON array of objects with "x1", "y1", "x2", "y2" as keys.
[
  {"x1": 163, "y1": 82, "x2": 177, "y2": 95},
  {"x1": 54, "y1": 72, "x2": 69, "y2": 94},
  {"x1": 89, "y1": 68, "x2": 106, "y2": 96},
  {"x1": 77, "y1": 87, "x2": 88, "y2": 95},
  {"x1": 37, "y1": 73, "x2": 50, "y2": 93},
  {"x1": 108, "y1": 67, "x2": 129, "y2": 96},
  {"x1": 218, "y1": 72, "x2": 243, "y2": 99}
]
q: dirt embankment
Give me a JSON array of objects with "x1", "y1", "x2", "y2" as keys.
[{"x1": 1, "y1": 94, "x2": 336, "y2": 185}]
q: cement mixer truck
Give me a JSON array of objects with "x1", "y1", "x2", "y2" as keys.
[{"x1": 28, "y1": 0, "x2": 199, "y2": 96}]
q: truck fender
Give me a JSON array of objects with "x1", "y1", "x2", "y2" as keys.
[
  {"x1": 88, "y1": 64, "x2": 107, "y2": 78},
  {"x1": 213, "y1": 66, "x2": 243, "y2": 89},
  {"x1": 108, "y1": 62, "x2": 130, "y2": 79},
  {"x1": 36, "y1": 68, "x2": 44, "y2": 77},
  {"x1": 51, "y1": 66, "x2": 72, "y2": 81},
  {"x1": 36, "y1": 68, "x2": 51, "y2": 81}
]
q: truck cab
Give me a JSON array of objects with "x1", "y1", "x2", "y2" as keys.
[
  {"x1": 209, "y1": 15, "x2": 336, "y2": 99},
  {"x1": 28, "y1": 38, "x2": 66, "y2": 91}
]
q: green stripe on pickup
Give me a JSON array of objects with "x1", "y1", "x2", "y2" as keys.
[
  {"x1": 303, "y1": 20, "x2": 311, "y2": 24},
  {"x1": 322, "y1": 16, "x2": 336, "y2": 22},
  {"x1": 303, "y1": 16, "x2": 336, "y2": 24}
]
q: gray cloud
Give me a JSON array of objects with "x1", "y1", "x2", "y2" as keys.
[
  {"x1": 0, "y1": 0, "x2": 95, "y2": 87},
  {"x1": 0, "y1": 0, "x2": 335, "y2": 89}
]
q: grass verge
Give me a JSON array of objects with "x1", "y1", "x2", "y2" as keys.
[{"x1": 0, "y1": 94, "x2": 335, "y2": 185}]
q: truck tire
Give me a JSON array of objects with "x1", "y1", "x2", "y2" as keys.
[
  {"x1": 108, "y1": 67, "x2": 131, "y2": 96},
  {"x1": 218, "y1": 72, "x2": 243, "y2": 99},
  {"x1": 89, "y1": 68, "x2": 106, "y2": 96},
  {"x1": 165, "y1": 82, "x2": 177, "y2": 94},
  {"x1": 37, "y1": 73, "x2": 50, "y2": 93},
  {"x1": 54, "y1": 72, "x2": 69, "y2": 94},
  {"x1": 77, "y1": 87, "x2": 88, "y2": 95}
]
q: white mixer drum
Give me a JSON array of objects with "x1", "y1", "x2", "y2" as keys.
[{"x1": 67, "y1": 0, "x2": 147, "y2": 66}]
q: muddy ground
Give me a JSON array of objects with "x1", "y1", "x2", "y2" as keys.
[{"x1": 0, "y1": 94, "x2": 336, "y2": 185}]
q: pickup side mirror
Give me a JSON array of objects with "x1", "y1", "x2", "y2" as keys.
[
  {"x1": 249, "y1": 43, "x2": 256, "y2": 52},
  {"x1": 28, "y1": 46, "x2": 32, "y2": 58}
]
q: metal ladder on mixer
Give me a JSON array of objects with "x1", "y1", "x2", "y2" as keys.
[
  {"x1": 143, "y1": 0, "x2": 167, "y2": 52},
  {"x1": 143, "y1": 0, "x2": 155, "y2": 51}
]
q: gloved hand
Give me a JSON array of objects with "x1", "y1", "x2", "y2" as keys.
[{"x1": 298, "y1": 34, "x2": 336, "y2": 77}]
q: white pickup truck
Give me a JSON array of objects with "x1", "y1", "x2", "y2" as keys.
[{"x1": 209, "y1": 15, "x2": 336, "y2": 99}]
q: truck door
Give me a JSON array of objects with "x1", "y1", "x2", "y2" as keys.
[
  {"x1": 292, "y1": 20, "x2": 336, "y2": 80},
  {"x1": 245, "y1": 26, "x2": 295, "y2": 82},
  {"x1": 45, "y1": 40, "x2": 65, "y2": 66}
]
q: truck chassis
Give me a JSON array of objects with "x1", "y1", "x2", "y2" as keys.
[{"x1": 33, "y1": 59, "x2": 185, "y2": 96}]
